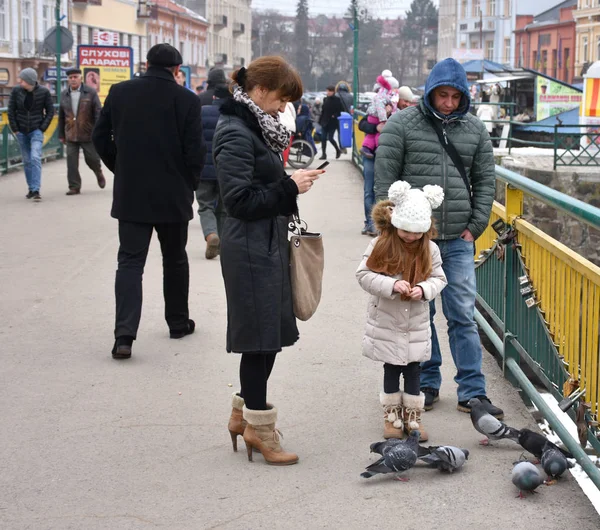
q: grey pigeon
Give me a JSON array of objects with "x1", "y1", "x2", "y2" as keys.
[
  {"x1": 468, "y1": 397, "x2": 520, "y2": 445},
  {"x1": 541, "y1": 441, "x2": 574, "y2": 481},
  {"x1": 512, "y1": 461, "x2": 543, "y2": 498},
  {"x1": 418, "y1": 445, "x2": 470, "y2": 472},
  {"x1": 361, "y1": 431, "x2": 420, "y2": 479},
  {"x1": 370, "y1": 438, "x2": 404, "y2": 456},
  {"x1": 517, "y1": 428, "x2": 574, "y2": 459}
]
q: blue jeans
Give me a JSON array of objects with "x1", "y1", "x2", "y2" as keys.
[
  {"x1": 420, "y1": 237, "x2": 487, "y2": 401},
  {"x1": 363, "y1": 155, "x2": 375, "y2": 231},
  {"x1": 16, "y1": 130, "x2": 44, "y2": 192}
]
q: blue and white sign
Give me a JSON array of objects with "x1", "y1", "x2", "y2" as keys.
[{"x1": 44, "y1": 67, "x2": 71, "y2": 81}]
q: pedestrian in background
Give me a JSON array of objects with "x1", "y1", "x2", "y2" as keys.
[
  {"x1": 375, "y1": 58, "x2": 502, "y2": 419},
  {"x1": 199, "y1": 67, "x2": 227, "y2": 108},
  {"x1": 213, "y1": 55, "x2": 325, "y2": 465},
  {"x1": 318, "y1": 85, "x2": 342, "y2": 160},
  {"x1": 92, "y1": 43, "x2": 204, "y2": 360},
  {"x1": 357, "y1": 181, "x2": 447, "y2": 442},
  {"x1": 8, "y1": 68, "x2": 54, "y2": 201},
  {"x1": 58, "y1": 68, "x2": 106, "y2": 195},
  {"x1": 195, "y1": 83, "x2": 231, "y2": 259}
]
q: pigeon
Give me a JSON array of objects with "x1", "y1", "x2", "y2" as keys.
[
  {"x1": 370, "y1": 438, "x2": 405, "y2": 456},
  {"x1": 361, "y1": 431, "x2": 420, "y2": 479},
  {"x1": 467, "y1": 398, "x2": 520, "y2": 445},
  {"x1": 541, "y1": 441, "x2": 574, "y2": 483},
  {"x1": 512, "y1": 461, "x2": 543, "y2": 498},
  {"x1": 418, "y1": 445, "x2": 469, "y2": 472},
  {"x1": 517, "y1": 428, "x2": 574, "y2": 459}
]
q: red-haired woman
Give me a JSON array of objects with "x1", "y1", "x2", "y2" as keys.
[{"x1": 213, "y1": 56, "x2": 325, "y2": 465}]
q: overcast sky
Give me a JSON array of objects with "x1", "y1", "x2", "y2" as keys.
[{"x1": 250, "y1": 0, "x2": 550, "y2": 18}]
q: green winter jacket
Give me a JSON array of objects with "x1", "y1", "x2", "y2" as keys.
[{"x1": 374, "y1": 59, "x2": 495, "y2": 240}]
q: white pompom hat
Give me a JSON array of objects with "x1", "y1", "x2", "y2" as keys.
[{"x1": 388, "y1": 181, "x2": 444, "y2": 233}]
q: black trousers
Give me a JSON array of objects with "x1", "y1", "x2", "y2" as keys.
[
  {"x1": 321, "y1": 122, "x2": 340, "y2": 155},
  {"x1": 115, "y1": 220, "x2": 189, "y2": 339},
  {"x1": 383, "y1": 362, "x2": 421, "y2": 395},
  {"x1": 66, "y1": 141, "x2": 103, "y2": 190},
  {"x1": 239, "y1": 353, "x2": 278, "y2": 410}
]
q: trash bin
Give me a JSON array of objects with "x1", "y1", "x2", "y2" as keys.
[{"x1": 338, "y1": 112, "x2": 353, "y2": 149}]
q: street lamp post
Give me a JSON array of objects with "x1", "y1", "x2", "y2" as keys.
[
  {"x1": 55, "y1": 0, "x2": 62, "y2": 108},
  {"x1": 352, "y1": 5, "x2": 359, "y2": 110}
]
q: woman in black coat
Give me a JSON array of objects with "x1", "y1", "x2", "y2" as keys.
[{"x1": 213, "y1": 56, "x2": 324, "y2": 466}]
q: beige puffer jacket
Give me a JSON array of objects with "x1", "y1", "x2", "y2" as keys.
[{"x1": 356, "y1": 238, "x2": 447, "y2": 365}]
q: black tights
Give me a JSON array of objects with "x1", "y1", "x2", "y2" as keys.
[
  {"x1": 383, "y1": 362, "x2": 421, "y2": 395},
  {"x1": 239, "y1": 352, "x2": 277, "y2": 410}
]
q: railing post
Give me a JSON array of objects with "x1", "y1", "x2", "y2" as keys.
[
  {"x1": 504, "y1": 182, "x2": 524, "y2": 224},
  {"x1": 2, "y1": 126, "x2": 8, "y2": 175},
  {"x1": 553, "y1": 124, "x2": 558, "y2": 170}
]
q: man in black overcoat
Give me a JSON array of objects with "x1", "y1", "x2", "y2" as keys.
[{"x1": 92, "y1": 43, "x2": 204, "y2": 359}]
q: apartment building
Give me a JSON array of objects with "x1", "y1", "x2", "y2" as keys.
[{"x1": 573, "y1": 0, "x2": 600, "y2": 80}]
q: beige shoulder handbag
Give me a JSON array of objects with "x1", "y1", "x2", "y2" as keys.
[{"x1": 288, "y1": 214, "x2": 324, "y2": 321}]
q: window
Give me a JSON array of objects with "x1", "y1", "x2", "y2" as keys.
[
  {"x1": 539, "y1": 34, "x2": 551, "y2": 46},
  {"x1": 504, "y1": 0, "x2": 511, "y2": 16},
  {"x1": 180, "y1": 41, "x2": 185, "y2": 62},
  {"x1": 541, "y1": 49, "x2": 548, "y2": 74},
  {"x1": 583, "y1": 35, "x2": 589, "y2": 62},
  {"x1": 552, "y1": 49, "x2": 557, "y2": 78},
  {"x1": 461, "y1": 0, "x2": 467, "y2": 17},
  {"x1": 22, "y1": 0, "x2": 32, "y2": 41},
  {"x1": 488, "y1": 0, "x2": 496, "y2": 16},
  {"x1": 460, "y1": 23, "x2": 468, "y2": 31},
  {"x1": 564, "y1": 48, "x2": 570, "y2": 81},
  {"x1": 473, "y1": 0, "x2": 481, "y2": 17},
  {"x1": 486, "y1": 40, "x2": 493, "y2": 60},
  {"x1": 42, "y1": 2, "x2": 51, "y2": 36},
  {"x1": 0, "y1": 0, "x2": 6, "y2": 41},
  {"x1": 597, "y1": 36, "x2": 600, "y2": 60},
  {"x1": 532, "y1": 50, "x2": 537, "y2": 68},
  {"x1": 504, "y1": 38, "x2": 511, "y2": 63}
]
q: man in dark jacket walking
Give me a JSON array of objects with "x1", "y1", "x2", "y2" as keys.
[
  {"x1": 59, "y1": 68, "x2": 105, "y2": 195},
  {"x1": 92, "y1": 43, "x2": 204, "y2": 359},
  {"x1": 8, "y1": 68, "x2": 54, "y2": 201},
  {"x1": 196, "y1": 83, "x2": 231, "y2": 259},
  {"x1": 374, "y1": 58, "x2": 503, "y2": 419},
  {"x1": 318, "y1": 85, "x2": 343, "y2": 160},
  {"x1": 198, "y1": 67, "x2": 227, "y2": 108}
]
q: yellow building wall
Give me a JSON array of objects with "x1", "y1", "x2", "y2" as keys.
[{"x1": 71, "y1": 0, "x2": 147, "y2": 36}]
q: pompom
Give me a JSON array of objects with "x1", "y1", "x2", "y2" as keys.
[
  {"x1": 387, "y1": 412, "x2": 397, "y2": 423},
  {"x1": 381, "y1": 69, "x2": 393, "y2": 78},
  {"x1": 423, "y1": 184, "x2": 444, "y2": 209},
  {"x1": 388, "y1": 181, "x2": 411, "y2": 205},
  {"x1": 388, "y1": 76, "x2": 399, "y2": 89},
  {"x1": 393, "y1": 419, "x2": 404, "y2": 429}
]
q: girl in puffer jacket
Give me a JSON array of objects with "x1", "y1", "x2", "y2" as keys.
[
  {"x1": 356, "y1": 182, "x2": 447, "y2": 442},
  {"x1": 360, "y1": 74, "x2": 399, "y2": 158}
]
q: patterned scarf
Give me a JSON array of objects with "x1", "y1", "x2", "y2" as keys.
[{"x1": 233, "y1": 85, "x2": 292, "y2": 153}]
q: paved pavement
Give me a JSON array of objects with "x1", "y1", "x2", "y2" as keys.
[{"x1": 0, "y1": 156, "x2": 598, "y2": 529}]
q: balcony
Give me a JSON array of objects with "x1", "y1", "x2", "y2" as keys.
[
  {"x1": 214, "y1": 15, "x2": 228, "y2": 29},
  {"x1": 19, "y1": 40, "x2": 35, "y2": 57},
  {"x1": 72, "y1": 0, "x2": 103, "y2": 5},
  {"x1": 137, "y1": 0, "x2": 157, "y2": 18},
  {"x1": 233, "y1": 22, "x2": 245, "y2": 36},
  {"x1": 19, "y1": 39, "x2": 56, "y2": 59},
  {"x1": 213, "y1": 53, "x2": 228, "y2": 64}
]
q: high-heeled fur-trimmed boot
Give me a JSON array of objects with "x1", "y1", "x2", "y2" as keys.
[
  {"x1": 402, "y1": 392, "x2": 428, "y2": 442},
  {"x1": 228, "y1": 393, "x2": 246, "y2": 452},
  {"x1": 381, "y1": 391, "x2": 404, "y2": 439},
  {"x1": 242, "y1": 405, "x2": 299, "y2": 466}
]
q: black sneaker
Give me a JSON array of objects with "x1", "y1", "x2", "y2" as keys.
[
  {"x1": 32, "y1": 192, "x2": 42, "y2": 202},
  {"x1": 26, "y1": 191, "x2": 34, "y2": 199},
  {"x1": 422, "y1": 388, "x2": 439, "y2": 411},
  {"x1": 458, "y1": 396, "x2": 504, "y2": 419},
  {"x1": 169, "y1": 318, "x2": 195, "y2": 339}
]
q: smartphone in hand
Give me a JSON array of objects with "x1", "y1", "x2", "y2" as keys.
[{"x1": 316, "y1": 161, "x2": 330, "y2": 170}]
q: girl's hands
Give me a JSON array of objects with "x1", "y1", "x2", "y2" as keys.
[
  {"x1": 408, "y1": 286, "x2": 424, "y2": 300},
  {"x1": 393, "y1": 280, "x2": 411, "y2": 295},
  {"x1": 291, "y1": 169, "x2": 325, "y2": 194}
]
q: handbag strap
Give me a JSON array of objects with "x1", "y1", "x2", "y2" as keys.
[{"x1": 427, "y1": 115, "x2": 474, "y2": 208}]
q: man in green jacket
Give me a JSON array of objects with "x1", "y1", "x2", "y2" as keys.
[{"x1": 374, "y1": 58, "x2": 503, "y2": 419}]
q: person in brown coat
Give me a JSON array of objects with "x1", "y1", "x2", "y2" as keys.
[{"x1": 58, "y1": 68, "x2": 105, "y2": 195}]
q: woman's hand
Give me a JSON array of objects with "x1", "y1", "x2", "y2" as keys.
[
  {"x1": 291, "y1": 169, "x2": 324, "y2": 194},
  {"x1": 408, "y1": 286, "x2": 424, "y2": 300},
  {"x1": 393, "y1": 280, "x2": 411, "y2": 295}
]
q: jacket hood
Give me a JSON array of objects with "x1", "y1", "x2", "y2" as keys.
[
  {"x1": 423, "y1": 58, "x2": 470, "y2": 118},
  {"x1": 337, "y1": 83, "x2": 350, "y2": 93},
  {"x1": 298, "y1": 103, "x2": 311, "y2": 117},
  {"x1": 213, "y1": 84, "x2": 232, "y2": 99},
  {"x1": 207, "y1": 68, "x2": 227, "y2": 88},
  {"x1": 376, "y1": 75, "x2": 392, "y2": 92}
]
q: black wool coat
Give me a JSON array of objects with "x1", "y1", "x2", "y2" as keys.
[
  {"x1": 213, "y1": 98, "x2": 300, "y2": 353},
  {"x1": 92, "y1": 67, "x2": 204, "y2": 223}
]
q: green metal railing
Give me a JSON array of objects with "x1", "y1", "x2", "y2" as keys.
[{"x1": 0, "y1": 105, "x2": 63, "y2": 174}]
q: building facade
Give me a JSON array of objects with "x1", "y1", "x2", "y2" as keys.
[
  {"x1": 206, "y1": 0, "x2": 251, "y2": 71},
  {"x1": 146, "y1": 0, "x2": 209, "y2": 86},
  {"x1": 0, "y1": 0, "x2": 70, "y2": 92},
  {"x1": 454, "y1": 0, "x2": 515, "y2": 66},
  {"x1": 438, "y1": 0, "x2": 459, "y2": 60},
  {"x1": 514, "y1": 0, "x2": 577, "y2": 84},
  {"x1": 70, "y1": 0, "x2": 148, "y2": 74},
  {"x1": 573, "y1": 0, "x2": 600, "y2": 80}
]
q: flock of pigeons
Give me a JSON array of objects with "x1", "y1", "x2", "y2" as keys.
[{"x1": 361, "y1": 397, "x2": 576, "y2": 498}]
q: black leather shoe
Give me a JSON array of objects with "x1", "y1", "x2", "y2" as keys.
[
  {"x1": 319, "y1": 154, "x2": 327, "y2": 160},
  {"x1": 170, "y1": 319, "x2": 195, "y2": 339},
  {"x1": 458, "y1": 396, "x2": 504, "y2": 419},
  {"x1": 112, "y1": 336, "x2": 133, "y2": 359},
  {"x1": 422, "y1": 387, "x2": 439, "y2": 411}
]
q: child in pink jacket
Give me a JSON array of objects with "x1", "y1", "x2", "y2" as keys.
[{"x1": 360, "y1": 74, "x2": 397, "y2": 159}]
